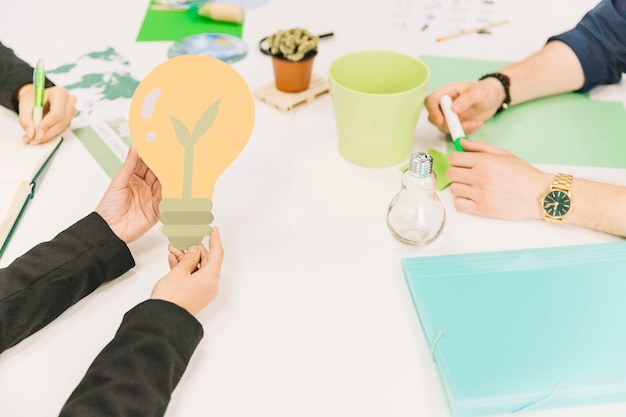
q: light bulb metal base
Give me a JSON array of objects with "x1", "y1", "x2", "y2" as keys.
[
  {"x1": 160, "y1": 197, "x2": 214, "y2": 249},
  {"x1": 408, "y1": 152, "x2": 433, "y2": 177}
]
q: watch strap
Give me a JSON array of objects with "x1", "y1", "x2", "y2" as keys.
[{"x1": 551, "y1": 173, "x2": 573, "y2": 193}]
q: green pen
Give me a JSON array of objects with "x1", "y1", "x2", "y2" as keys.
[
  {"x1": 440, "y1": 94, "x2": 466, "y2": 152},
  {"x1": 33, "y1": 59, "x2": 45, "y2": 129}
]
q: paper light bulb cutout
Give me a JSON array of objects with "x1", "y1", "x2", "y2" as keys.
[{"x1": 129, "y1": 55, "x2": 255, "y2": 249}]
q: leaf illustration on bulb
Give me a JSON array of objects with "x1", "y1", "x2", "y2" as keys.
[{"x1": 169, "y1": 98, "x2": 222, "y2": 198}]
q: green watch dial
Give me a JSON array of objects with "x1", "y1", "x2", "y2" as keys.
[{"x1": 543, "y1": 189, "x2": 571, "y2": 218}]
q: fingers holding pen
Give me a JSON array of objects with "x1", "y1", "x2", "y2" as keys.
[
  {"x1": 33, "y1": 87, "x2": 77, "y2": 144},
  {"x1": 17, "y1": 84, "x2": 36, "y2": 143},
  {"x1": 17, "y1": 85, "x2": 77, "y2": 145},
  {"x1": 425, "y1": 82, "x2": 476, "y2": 132}
]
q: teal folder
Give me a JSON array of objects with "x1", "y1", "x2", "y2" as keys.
[{"x1": 402, "y1": 242, "x2": 626, "y2": 416}]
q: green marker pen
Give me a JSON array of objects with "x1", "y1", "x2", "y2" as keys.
[
  {"x1": 440, "y1": 94, "x2": 466, "y2": 152},
  {"x1": 33, "y1": 59, "x2": 45, "y2": 129}
]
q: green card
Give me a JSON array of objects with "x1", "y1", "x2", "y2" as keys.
[
  {"x1": 136, "y1": 1, "x2": 243, "y2": 42},
  {"x1": 428, "y1": 148, "x2": 452, "y2": 190}
]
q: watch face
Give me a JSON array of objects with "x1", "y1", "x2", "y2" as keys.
[{"x1": 543, "y1": 189, "x2": 571, "y2": 218}]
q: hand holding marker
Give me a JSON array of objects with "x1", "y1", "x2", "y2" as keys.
[{"x1": 439, "y1": 95, "x2": 466, "y2": 152}]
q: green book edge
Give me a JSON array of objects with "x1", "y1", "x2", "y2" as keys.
[{"x1": 0, "y1": 137, "x2": 64, "y2": 261}]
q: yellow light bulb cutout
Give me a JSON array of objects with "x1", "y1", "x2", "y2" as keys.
[{"x1": 129, "y1": 55, "x2": 255, "y2": 249}]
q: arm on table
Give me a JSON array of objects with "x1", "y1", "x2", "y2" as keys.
[
  {"x1": 57, "y1": 299, "x2": 203, "y2": 417},
  {"x1": 0, "y1": 213, "x2": 134, "y2": 353},
  {"x1": 59, "y1": 229, "x2": 223, "y2": 417},
  {"x1": 447, "y1": 139, "x2": 626, "y2": 237},
  {"x1": 426, "y1": 0, "x2": 626, "y2": 133},
  {"x1": 0, "y1": 147, "x2": 160, "y2": 353},
  {"x1": 425, "y1": 41, "x2": 584, "y2": 134}
]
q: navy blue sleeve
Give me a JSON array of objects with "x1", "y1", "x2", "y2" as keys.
[{"x1": 548, "y1": 0, "x2": 626, "y2": 92}]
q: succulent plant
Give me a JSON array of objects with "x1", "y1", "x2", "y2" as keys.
[{"x1": 267, "y1": 27, "x2": 319, "y2": 62}]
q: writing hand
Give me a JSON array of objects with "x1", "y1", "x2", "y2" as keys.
[
  {"x1": 17, "y1": 84, "x2": 77, "y2": 145},
  {"x1": 446, "y1": 139, "x2": 553, "y2": 221}
]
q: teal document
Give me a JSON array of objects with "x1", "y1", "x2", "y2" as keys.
[
  {"x1": 420, "y1": 55, "x2": 626, "y2": 169},
  {"x1": 402, "y1": 241, "x2": 626, "y2": 416}
]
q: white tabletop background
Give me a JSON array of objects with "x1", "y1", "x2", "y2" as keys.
[{"x1": 1, "y1": 0, "x2": 625, "y2": 416}]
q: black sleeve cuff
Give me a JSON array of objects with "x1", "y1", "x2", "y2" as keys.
[
  {"x1": 59, "y1": 300, "x2": 203, "y2": 417},
  {"x1": 0, "y1": 41, "x2": 55, "y2": 113},
  {"x1": 123, "y1": 299, "x2": 204, "y2": 363},
  {"x1": 10, "y1": 77, "x2": 55, "y2": 114}
]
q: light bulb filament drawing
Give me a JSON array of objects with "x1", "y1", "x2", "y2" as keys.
[{"x1": 169, "y1": 98, "x2": 221, "y2": 198}]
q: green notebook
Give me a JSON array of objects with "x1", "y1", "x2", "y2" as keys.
[
  {"x1": 402, "y1": 241, "x2": 626, "y2": 416},
  {"x1": 0, "y1": 137, "x2": 63, "y2": 260}
]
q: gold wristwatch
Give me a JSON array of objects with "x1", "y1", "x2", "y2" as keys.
[{"x1": 541, "y1": 173, "x2": 573, "y2": 223}]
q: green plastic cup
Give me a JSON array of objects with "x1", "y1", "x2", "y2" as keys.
[{"x1": 329, "y1": 50, "x2": 430, "y2": 167}]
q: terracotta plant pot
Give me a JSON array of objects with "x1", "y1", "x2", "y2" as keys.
[{"x1": 271, "y1": 51, "x2": 317, "y2": 93}]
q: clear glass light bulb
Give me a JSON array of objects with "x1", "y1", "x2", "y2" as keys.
[{"x1": 386, "y1": 152, "x2": 446, "y2": 246}]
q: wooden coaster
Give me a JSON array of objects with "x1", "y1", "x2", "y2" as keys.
[{"x1": 255, "y1": 75, "x2": 330, "y2": 113}]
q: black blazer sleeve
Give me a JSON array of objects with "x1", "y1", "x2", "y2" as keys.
[
  {"x1": 0, "y1": 41, "x2": 55, "y2": 112},
  {"x1": 0, "y1": 212, "x2": 135, "y2": 353},
  {"x1": 59, "y1": 299, "x2": 204, "y2": 417}
]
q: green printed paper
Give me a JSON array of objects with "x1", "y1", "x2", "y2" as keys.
[
  {"x1": 136, "y1": 0, "x2": 243, "y2": 42},
  {"x1": 72, "y1": 118, "x2": 132, "y2": 179},
  {"x1": 47, "y1": 47, "x2": 139, "y2": 178},
  {"x1": 420, "y1": 55, "x2": 626, "y2": 169},
  {"x1": 47, "y1": 47, "x2": 139, "y2": 125}
]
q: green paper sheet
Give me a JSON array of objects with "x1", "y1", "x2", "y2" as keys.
[
  {"x1": 428, "y1": 148, "x2": 452, "y2": 190},
  {"x1": 419, "y1": 55, "x2": 626, "y2": 170},
  {"x1": 136, "y1": 1, "x2": 243, "y2": 42},
  {"x1": 422, "y1": 55, "x2": 510, "y2": 95}
]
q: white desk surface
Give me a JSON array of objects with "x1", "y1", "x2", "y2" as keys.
[{"x1": 1, "y1": 1, "x2": 625, "y2": 416}]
